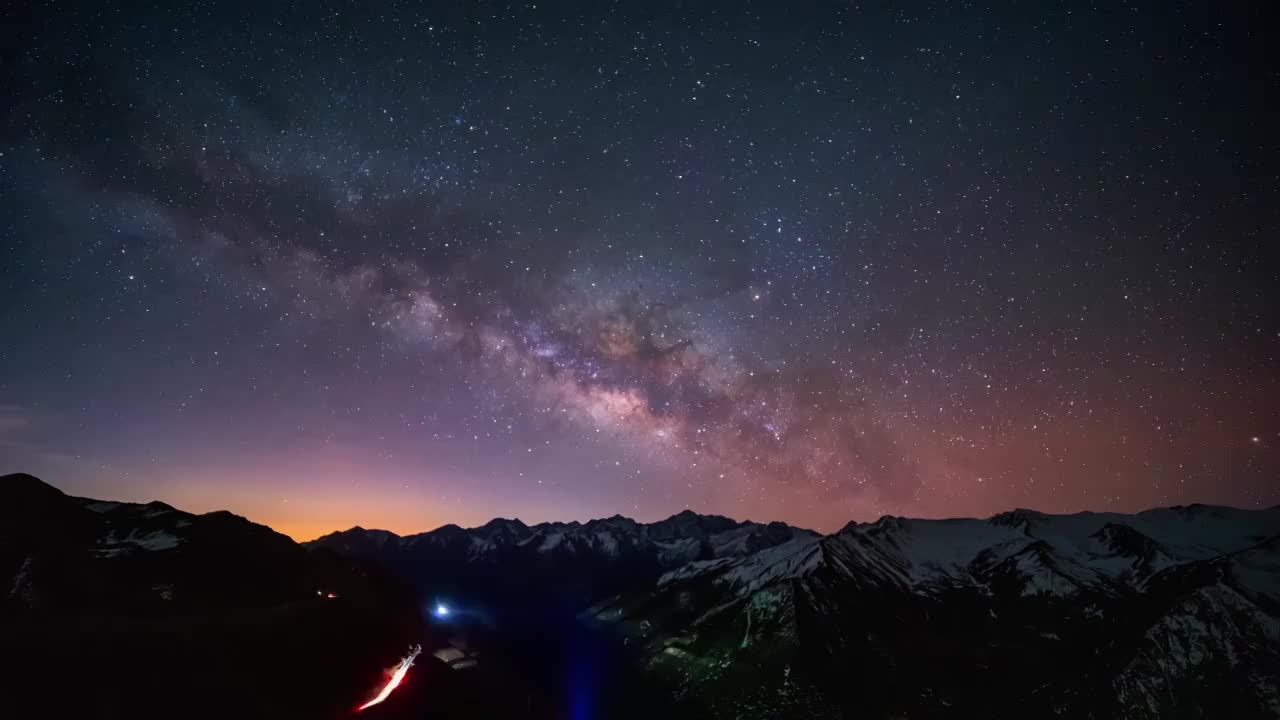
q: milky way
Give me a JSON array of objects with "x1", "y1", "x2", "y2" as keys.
[{"x1": 2, "y1": 2, "x2": 1275, "y2": 538}]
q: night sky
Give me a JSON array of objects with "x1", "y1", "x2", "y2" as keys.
[{"x1": 2, "y1": 1, "x2": 1275, "y2": 540}]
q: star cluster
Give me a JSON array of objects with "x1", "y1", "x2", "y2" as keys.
[{"x1": 1, "y1": 1, "x2": 1275, "y2": 538}]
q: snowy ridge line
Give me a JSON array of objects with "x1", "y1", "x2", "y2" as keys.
[{"x1": 637, "y1": 504, "x2": 1280, "y2": 601}]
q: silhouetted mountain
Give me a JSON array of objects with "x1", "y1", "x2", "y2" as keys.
[
  {"x1": 0, "y1": 473, "x2": 422, "y2": 719},
  {"x1": 308, "y1": 508, "x2": 819, "y2": 610}
]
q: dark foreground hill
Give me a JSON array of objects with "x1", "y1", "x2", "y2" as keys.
[
  {"x1": 0, "y1": 473, "x2": 423, "y2": 719},
  {"x1": 315, "y1": 503, "x2": 1280, "y2": 719}
]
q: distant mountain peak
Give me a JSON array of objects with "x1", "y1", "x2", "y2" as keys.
[
  {"x1": 1, "y1": 472, "x2": 66, "y2": 500},
  {"x1": 1, "y1": 473, "x2": 94, "y2": 538},
  {"x1": 584, "y1": 514, "x2": 640, "y2": 529},
  {"x1": 481, "y1": 517, "x2": 528, "y2": 529},
  {"x1": 2, "y1": 472, "x2": 52, "y2": 484},
  {"x1": 989, "y1": 508, "x2": 1046, "y2": 527}
]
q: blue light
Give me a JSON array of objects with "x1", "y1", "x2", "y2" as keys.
[{"x1": 434, "y1": 603, "x2": 451, "y2": 618}]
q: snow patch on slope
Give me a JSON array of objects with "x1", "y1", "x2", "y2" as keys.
[
  {"x1": 538, "y1": 532, "x2": 564, "y2": 552},
  {"x1": 9, "y1": 557, "x2": 35, "y2": 603},
  {"x1": 658, "y1": 536, "x2": 822, "y2": 598},
  {"x1": 94, "y1": 529, "x2": 182, "y2": 556},
  {"x1": 860, "y1": 517, "x2": 1028, "y2": 583}
]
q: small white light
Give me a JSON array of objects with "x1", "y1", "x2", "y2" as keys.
[{"x1": 434, "y1": 603, "x2": 450, "y2": 617}]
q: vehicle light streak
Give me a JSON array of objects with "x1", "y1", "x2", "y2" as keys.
[{"x1": 357, "y1": 644, "x2": 422, "y2": 712}]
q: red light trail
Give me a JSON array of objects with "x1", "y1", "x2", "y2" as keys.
[{"x1": 357, "y1": 644, "x2": 421, "y2": 712}]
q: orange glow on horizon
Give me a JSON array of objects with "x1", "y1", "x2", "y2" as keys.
[
  {"x1": 118, "y1": 459, "x2": 471, "y2": 542},
  {"x1": 116, "y1": 457, "x2": 625, "y2": 542}
]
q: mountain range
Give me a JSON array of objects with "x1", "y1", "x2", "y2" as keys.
[
  {"x1": 310, "y1": 510, "x2": 815, "y2": 606},
  {"x1": 3, "y1": 471, "x2": 1277, "y2": 718},
  {"x1": 312, "y1": 502, "x2": 1280, "y2": 718}
]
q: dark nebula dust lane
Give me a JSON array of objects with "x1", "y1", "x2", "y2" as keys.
[{"x1": 1, "y1": 1, "x2": 1276, "y2": 538}]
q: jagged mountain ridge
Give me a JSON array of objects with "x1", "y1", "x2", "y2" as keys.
[
  {"x1": 311, "y1": 503, "x2": 1277, "y2": 600},
  {"x1": 315, "y1": 509, "x2": 813, "y2": 559},
  {"x1": 308, "y1": 509, "x2": 819, "y2": 603}
]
